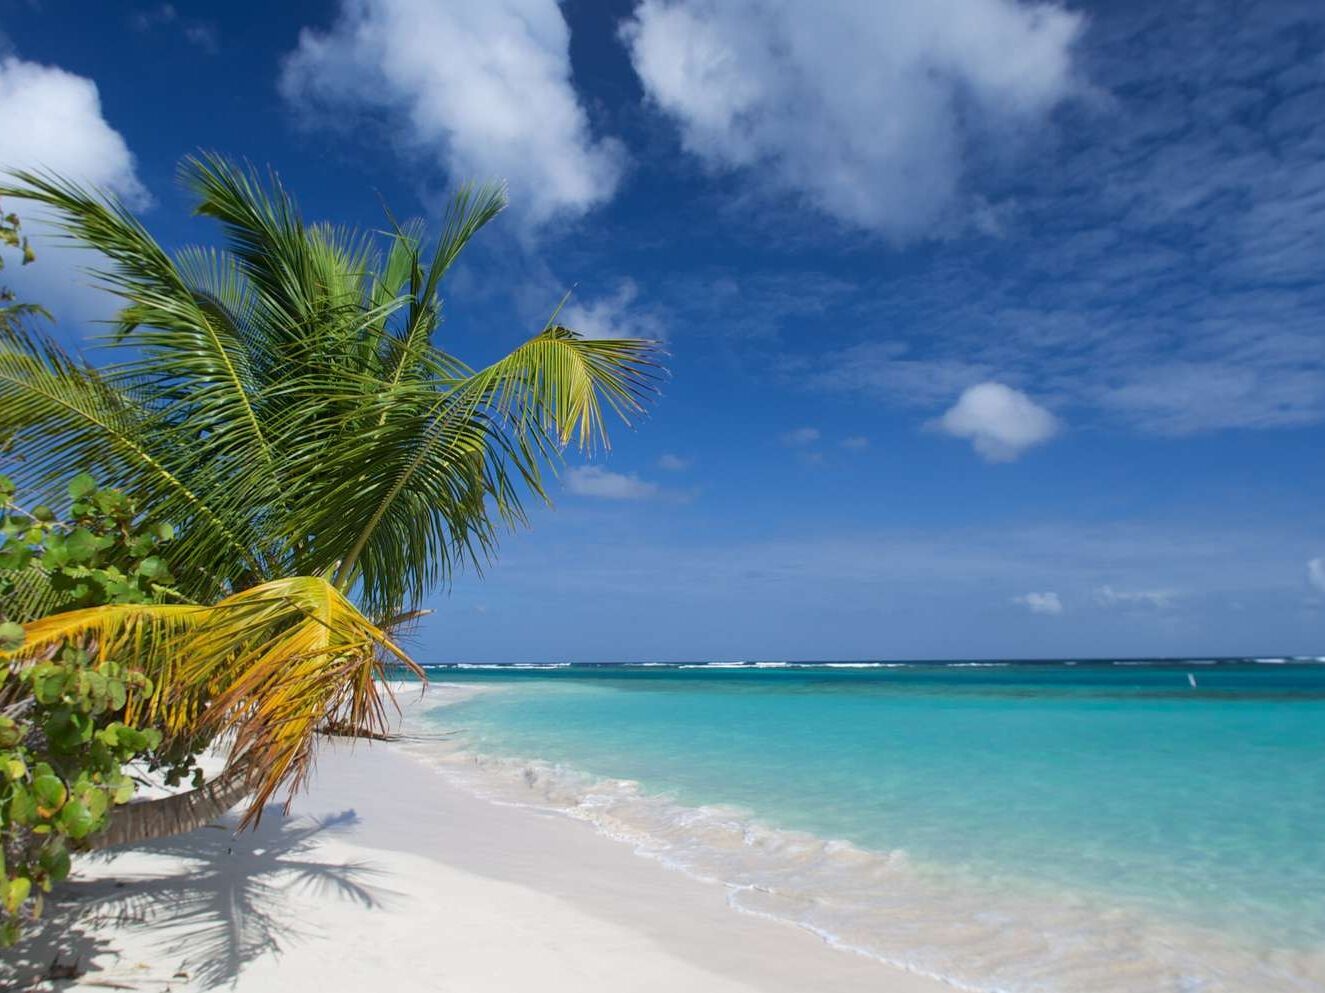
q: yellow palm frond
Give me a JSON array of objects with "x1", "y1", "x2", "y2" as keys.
[
  {"x1": 1, "y1": 601, "x2": 206, "y2": 720},
  {"x1": 0, "y1": 576, "x2": 425, "y2": 822}
]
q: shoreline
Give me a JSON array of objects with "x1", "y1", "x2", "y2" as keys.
[
  {"x1": 388, "y1": 679, "x2": 1325, "y2": 993},
  {"x1": 7, "y1": 691, "x2": 952, "y2": 993}
]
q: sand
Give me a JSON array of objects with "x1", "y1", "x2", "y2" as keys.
[{"x1": 4, "y1": 699, "x2": 955, "y2": 992}]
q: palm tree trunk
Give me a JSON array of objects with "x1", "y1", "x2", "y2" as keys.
[{"x1": 87, "y1": 761, "x2": 253, "y2": 850}]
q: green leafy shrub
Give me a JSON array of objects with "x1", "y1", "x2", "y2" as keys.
[{"x1": 0, "y1": 473, "x2": 181, "y2": 944}]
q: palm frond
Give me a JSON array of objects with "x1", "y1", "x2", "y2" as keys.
[
  {"x1": 0, "y1": 324, "x2": 264, "y2": 593},
  {"x1": 378, "y1": 182, "x2": 507, "y2": 388},
  {"x1": 0, "y1": 576, "x2": 424, "y2": 822},
  {"x1": 0, "y1": 561, "x2": 66, "y2": 624},
  {"x1": 321, "y1": 326, "x2": 663, "y2": 613},
  {"x1": 467, "y1": 324, "x2": 664, "y2": 450},
  {"x1": 181, "y1": 154, "x2": 384, "y2": 366},
  {"x1": 0, "y1": 171, "x2": 288, "y2": 569}
]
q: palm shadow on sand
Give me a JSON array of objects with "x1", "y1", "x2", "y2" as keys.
[{"x1": 1, "y1": 809, "x2": 392, "y2": 990}]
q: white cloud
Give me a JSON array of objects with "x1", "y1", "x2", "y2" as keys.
[
  {"x1": 796, "y1": 341, "x2": 990, "y2": 408},
  {"x1": 561, "y1": 279, "x2": 666, "y2": 341},
  {"x1": 131, "y1": 5, "x2": 220, "y2": 52},
  {"x1": 780, "y1": 426, "x2": 821, "y2": 447},
  {"x1": 0, "y1": 58, "x2": 146, "y2": 202},
  {"x1": 0, "y1": 55, "x2": 148, "y2": 324},
  {"x1": 564, "y1": 465, "x2": 660, "y2": 500},
  {"x1": 934, "y1": 381, "x2": 1060, "y2": 462},
  {"x1": 1309, "y1": 558, "x2": 1325, "y2": 594},
  {"x1": 1094, "y1": 585, "x2": 1176, "y2": 609},
  {"x1": 622, "y1": 0, "x2": 1083, "y2": 239},
  {"x1": 658, "y1": 453, "x2": 689, "y2": 471},
  {"x1": 1013, "y1": 591, "x2": 1063, "y2": 615},
  {"x1": 840, "y1": 435, "x2": 870, "y2": 450},
  {"x1": 280, "y1": 0, "x2": 624, "y2": 228}
]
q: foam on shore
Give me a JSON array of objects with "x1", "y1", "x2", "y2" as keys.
[{"x1": 21, "y1": 707, "x2": 951, "y2": 993}]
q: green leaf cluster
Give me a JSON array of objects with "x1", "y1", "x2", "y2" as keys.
[
  {"x1": 1, "y1": 472, "x2": 177, "y2": 621},
  {"x1": 0, "y1": 473, "x2": 173, "y2": 944}
]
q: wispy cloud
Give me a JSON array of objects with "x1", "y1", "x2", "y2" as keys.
[
  {"x1": 280, "y1": 0, "x2": 624, "y2": 229},
  {"x1": 452, "y1": 512, "x2": 1325, "y2": 657},
  {"x1": 793, "y1": 341, "x2": 990, "y2": 409},
  {"x1": 131, "y1": 4, "x2": 219, "y2": 52},
  {"x1": 1094, "y1": 585, "x2": 1176, "y2": 609},
  {"x1": 754, "y1": 2, "x2": 1325, "y2": 438},
  {"x1": 563, "y1": 466, "x2": 659, "y2": 500},
  {"x1": 780, "y1": 426, "x2": 821, "y2": 447},
  {"x1": 839, "y1": 436, "x2": 870, "y2": 451},
  {"x1": 657, "y1": 453, "x2": 689, "y2": 471},
  {"x1": 689, "y1": 270, "x2": 864, "y2": 343},
  {"x1": 561, "y1": 278, "x2": 666, "y2": 341},
  {"x1": 485, "y1": 517, "x2": 1317, "y2": 606},
  {"x1": 1309, "y1": 558, "x2": 1325, "y2": 595}
]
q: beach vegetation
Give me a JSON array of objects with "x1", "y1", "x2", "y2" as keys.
[{"x1": 0, "y1": 474, "x2": 171, "y2": 943}]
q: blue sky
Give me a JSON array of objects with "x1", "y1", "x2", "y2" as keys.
[{"x1": 1, "y1": 0, "x2": 1323, "y2": 660}]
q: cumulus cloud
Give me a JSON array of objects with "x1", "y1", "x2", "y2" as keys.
[
  {"x1": 280, "y1": 0, "x2": 624, "y2": 228},
  {"x1": 1094, "y1": 585, "x2": 1175, "y2": 609},
  {"x1": 780, "y1": 426, "x2": 821, "y2": 447},
  {"x1": 658, "y1": 453, "x2": 689, "y2": 471},
  {"x1": 1309, "y1": 558, "x2": 1325, "y2": 594},
  {"x1": 564, "y1": 465, "x2": 660, "y2": 500},
  {"x1": 561, "y1": 279, "x2": 666, "y2": 341},
  {"x1": 0, "y1": 57, "x2": 145, "y2": 201},
  {"x1": 622, "y1": 0, "x2": 1083, "y2": 239},
  {"x1": 0, "y1": 55, "x2": 148, "y2": 323},
  {"x1": 1013, "y1": 591, "x2": 1063, "y2": 615},
  {"x1": 934, "y1": 381, "x2": 1059, "y2": 462}
]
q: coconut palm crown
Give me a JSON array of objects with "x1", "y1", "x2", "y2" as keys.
[{"x1": 0, "y1": 153, "x2": 662, "y2": 624}]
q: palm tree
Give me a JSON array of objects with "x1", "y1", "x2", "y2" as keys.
[{"x1": 0, "y1": 154, "x2": 662, "y2": 842}]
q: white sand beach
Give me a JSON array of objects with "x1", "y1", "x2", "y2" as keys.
[{"x1": 6, "y1": 696, "x2": 953, "y2": 993}]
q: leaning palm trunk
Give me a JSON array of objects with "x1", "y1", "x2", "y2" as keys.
[
  {"x1": 88, "y1": 760, "x2": 254, "y2": 850},
  {"x1": 88, "y1": 719, "x2": 401, "y2": 849}
]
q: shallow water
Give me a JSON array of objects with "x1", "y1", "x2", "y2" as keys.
[{"x1": 397, "y1": 662, "x2": 1325, "y2": 993}]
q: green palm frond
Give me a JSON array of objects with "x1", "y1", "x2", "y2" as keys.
[
  {"x1": 0, "y1": 559, "x2": 65, "y2": 624},
  {"x1": 323, "y1": 326, "x2": 663, "y2": 608},
  {"x1": 378, "y1": 182, "x2": 507, "y2": 386},
  {"x1": 0, "y1": 172, "x2": 287, "y2": 567},
  {"x1": 0, "y1": 324, "x2": 264, "y2": 594}
]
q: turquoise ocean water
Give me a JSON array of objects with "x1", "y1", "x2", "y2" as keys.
[{"x1": 399, "y1": 661, "x2": 1325, "y2": 993}]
